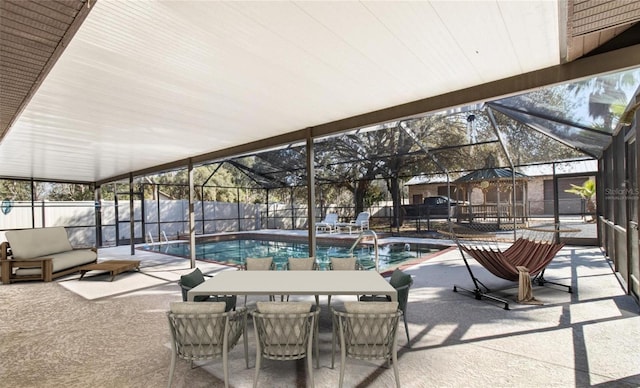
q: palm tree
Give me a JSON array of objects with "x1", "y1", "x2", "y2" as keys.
[{"x1": 565, "y1": 179, "x2": 596, "y2": 222}]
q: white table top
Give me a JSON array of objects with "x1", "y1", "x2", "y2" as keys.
[{"x1": 188, "y1": 270, "x2": 397, "y2": 302}]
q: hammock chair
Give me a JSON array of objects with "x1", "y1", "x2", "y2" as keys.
[{"x1": 451, "y1": 229, "x2": 573, "y2": 310}]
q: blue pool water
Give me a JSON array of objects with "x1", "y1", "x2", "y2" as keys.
[{"x1": 142, "y1": 238, "x2": 444, "y2": 271}]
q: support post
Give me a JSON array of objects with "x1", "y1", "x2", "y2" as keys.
[
  {"x1": 188, "y1": 159, "x2": 196, "y2": 268},
  {"x1": 95, "y1": 185, "x2": 102, "y2": 247},
  {"x1": 129, "y1": 174, "x2": 135, "y2": 256},
  {"x1": 306, "y1": 132, "x2": 316, "y2": 258}
]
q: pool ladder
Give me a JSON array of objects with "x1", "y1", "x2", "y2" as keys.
[
  {"x1": 348, "y1": 230, "x2": 379, "y2": 272},
  {"x1": 147, "y1": 230, "x2": 169, "y2": 244}
]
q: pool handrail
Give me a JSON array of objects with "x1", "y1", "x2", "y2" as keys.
[{"x1": 349, "y1": 230, "x2": 379, "y2": 272}]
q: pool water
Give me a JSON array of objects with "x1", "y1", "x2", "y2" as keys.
[{"x1": 142, "y1": 239, "x2": 444, "y2": 271}]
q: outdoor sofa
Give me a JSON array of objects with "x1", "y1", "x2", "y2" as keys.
[{"x1": 0, "y1": 226, "x2": 97, "y2": 284}]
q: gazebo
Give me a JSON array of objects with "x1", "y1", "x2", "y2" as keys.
[{"x1": 453, "y1": 163, "x2": 529, "y2": 228}]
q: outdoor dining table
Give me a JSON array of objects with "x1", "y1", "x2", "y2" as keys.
[{"x1": 187, "y1": 270, "x2": 397, "y2": 302}]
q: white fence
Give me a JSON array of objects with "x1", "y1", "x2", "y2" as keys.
[
  {"x1": 0, "y1": 200, "x2": 300, "y2": 246},
  {"x1": 0, "y1": 200, "x2": 390, "y2": 246}
]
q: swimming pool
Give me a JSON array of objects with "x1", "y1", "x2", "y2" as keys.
[{"x1": 142, "y1": 238, "x2": 445, "y2": 271}]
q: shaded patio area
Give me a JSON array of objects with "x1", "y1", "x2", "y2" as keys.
[{"x1": 1, "y1": 241, "x2": 638, "y2": 387}]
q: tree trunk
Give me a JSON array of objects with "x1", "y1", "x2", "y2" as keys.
[
  {"x1": 388, "y1": 176, "x2": 402, "y2": 228},
  {"x1": 354, "y1": 180, "x2": 368, "y2": 215}
]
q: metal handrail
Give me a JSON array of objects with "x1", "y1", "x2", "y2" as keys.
[
  {"x1": 148, "y1": 230, "x2": 170, "y2": 244},
  {"x1": 348, "y1": 230, "x2": 379, "y2": 272}
]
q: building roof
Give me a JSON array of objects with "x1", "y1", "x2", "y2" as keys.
[
  {"x1": 405, "y1": 159, "x2": 599, "y2": 186},
  {"x1": 454, "y1": 168, "x2": 528, "y2": 183}
]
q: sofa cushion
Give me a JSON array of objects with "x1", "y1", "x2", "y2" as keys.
[
  {"x1": 6, "y1": 227, "x2": 73, "y2": 260},
  {"x1": 15, "y1": 249, "x2": 97, "y2": 276}
]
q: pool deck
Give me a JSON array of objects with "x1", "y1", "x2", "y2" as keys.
[{"x1": 1, "y1": 232, "x2": 638, "y2": 387}]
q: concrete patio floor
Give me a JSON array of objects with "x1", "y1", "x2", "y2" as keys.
[{"x1": 0, "y1": 240, "x2": 638, "y2": 388}]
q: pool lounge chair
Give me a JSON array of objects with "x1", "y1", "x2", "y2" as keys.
[
  {"x1": 315, "y1": 213, "x2": 339, "y2": 233},
  {"x1": 336, "y1": 212, "x2": 370, "y2": 234}
]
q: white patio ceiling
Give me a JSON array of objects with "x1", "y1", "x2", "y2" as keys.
[{"x1": 0, "y1": 1, "x2": 633, "y2": 184}]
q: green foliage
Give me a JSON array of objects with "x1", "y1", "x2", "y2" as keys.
[
  {"x1": 0, "y1": 179, "x2": 34, "y2": 201},
  {"x1": 42, "y1": 183, "x2": 94, "y2": 201},
  {"x1": 565, "y1": 179, "x2": 596, "y2": 200},
  {"x1": 565, "y1": 179, "x2": 596, "y2": 217},
  {"x1": 0, "y1": 180, "x2": 93, "y2": 202},
  {"x1": 140, "y1": 164, "x2": 242, "y2": 202}
]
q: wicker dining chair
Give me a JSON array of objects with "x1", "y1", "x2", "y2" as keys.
[
  {"x1": 327, "y1": 257, "x2": 362, "y2": 306},
  {"x1": 178, "y1": 268, "x2": 237, "y2": 311},
  {"x1": 242, "y1": 257, "x2": 275, "y2": 305},
  {"x1": 251, "y1": 302, "x2": 320, "y2": 388},
  {"x1": 166, "y1": 302, "x2": 248, "y2": 388},
  {"x1": 285, "y1": 257, "x2": 320, "y2": 304},
  {"x1": 359, "y1": 269, "x2": 413, "y2": 346},
  {"x1": 331, "y1": 302, "x2": 402, "y2": 388}
]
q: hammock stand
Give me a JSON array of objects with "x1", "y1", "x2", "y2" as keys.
[{"x1": 449, "y1": 229, "x2": 574, "y2": 310}]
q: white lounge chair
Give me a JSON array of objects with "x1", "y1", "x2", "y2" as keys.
[
  {"x1": 336, "y1": 212, "x2": 370, "y2": 234},
  {"x1": 315, "y1": 213, "x2": 339, "y2": 233}
]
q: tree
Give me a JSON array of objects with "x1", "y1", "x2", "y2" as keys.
[
  {"x1": 143, "y1": 164, "x2": 240, "y2": 202},
  {"x1": 565, "y1": 179, "x2": 596, "y2": 222},
  {"x1": 44, "y1": 183, "x2": 93, "y2": 201},
  {"x1": 568, "y1": 69, "x2": 640, "y2": 130},
  {"x1": 0, "y1": 179, "x2": 37, "y2": 201}
]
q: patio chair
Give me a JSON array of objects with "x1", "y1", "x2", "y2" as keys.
[
  {"x1": 329, "y1": 256, "x2": 362, "y2": 271},
  {"x1": 336, "y1": 211, "x2": 370, "y2": 234},
  {"x1": 252, "y1": 302, "x2": 320, "y2": 388},
  {"x1": 315, "y1": 213, "x2": 339, "y2": 233},
  {"x1": 327, "y1": 256, "x2": 362, "y2": 306},
  {"x1": 242, "y1": 257, "x2": 275, "y2": 305},
  {"x1": 167, "y1": 302, "x2": 248, "y2": 388},
  {"x1": 359, "y1": 269, "x2": 413, "y2": 346},
  {"x1": 178, "y1": 268, "x2": 236, "y2": 311},
  {"x1": 331, "y1": 302, "x2": 402, "y2": 388},
  {"x1": 285, "y1": 257, "x2": 320, "y2": 304}
]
